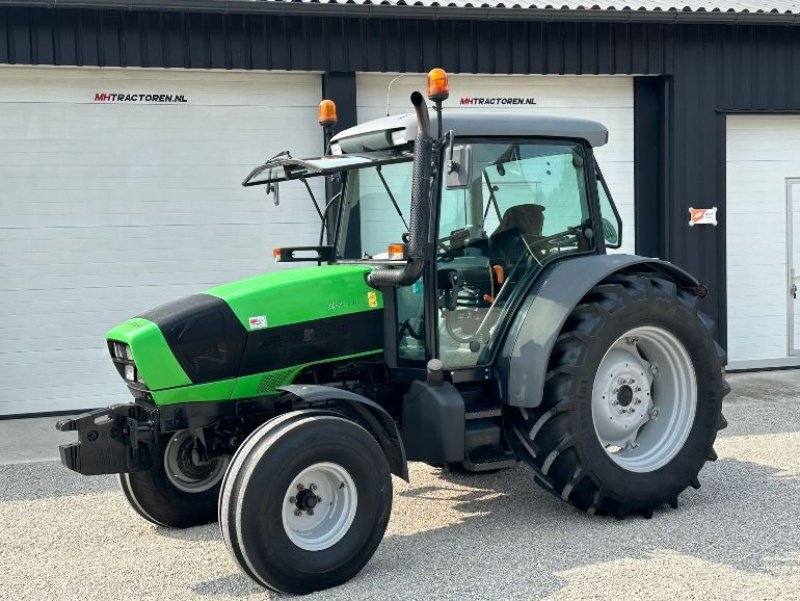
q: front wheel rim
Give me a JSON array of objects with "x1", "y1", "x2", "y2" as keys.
[
  {"x1": 282, "y1": 462, "x2": 358, "y2": 552},
  {"x1": 163, "y1": 430, "x2": 229, "y2": 493},
  {"x1": 591, "y1": 325, "x2": 697, "y2": 473}
]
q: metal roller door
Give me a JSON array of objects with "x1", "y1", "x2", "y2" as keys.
[
  {"x1": 726, "y1": 115, "x2": 800, "y2": 369},
  {"x1": 0, "y1": 66, "x2": 323, "y2": 415}
]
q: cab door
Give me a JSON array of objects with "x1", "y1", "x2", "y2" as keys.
[{"x1": 435, "y1": 139, "x2": 597, "y2": 369}]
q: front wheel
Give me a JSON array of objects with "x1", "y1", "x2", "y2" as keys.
[
  {"x1": 219, "y1": 412, "x2": 393, "y2": 594},
  {"x1": 509, "y1": 273, "x2": 729, "y2": 518},
  {"x1": 119, "y1": 429, "x2": 230, "y2": 528}
]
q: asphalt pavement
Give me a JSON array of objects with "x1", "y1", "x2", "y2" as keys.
[{"x1": 1, "y1": 370, "x2": 799, "y2": 600}]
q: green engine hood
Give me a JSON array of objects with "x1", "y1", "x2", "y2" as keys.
[{"x1": 107, "y1": 264, "x2": 383, "y2": 404}]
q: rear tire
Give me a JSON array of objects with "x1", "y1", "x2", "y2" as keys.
[
  {"x1": 508, "y1": 273, "x2": 729, "y2": 518},
  {"x1": 119, "y1": 430, "x2": 229, "y2": 529},
  {"x1": 219, "y1": 412, "x2": 392, "y2": 594}
]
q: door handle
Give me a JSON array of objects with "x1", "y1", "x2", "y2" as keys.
[{"x1": 792, "y1": 283, "x2": 797, "y2": 299}]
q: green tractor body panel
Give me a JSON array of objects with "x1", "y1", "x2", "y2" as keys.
[
  {"x1": 105, "y1": 318, "x2": 192, "y2": 390},
  {"x1": 106, "y1": 264, "x2": 384, "y2": 406},
  {"x1": 206, "y1": 264, "x2": 382, "y2": 327}
]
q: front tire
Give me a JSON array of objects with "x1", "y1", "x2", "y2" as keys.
[
  {"x1": 119, "y1": 429, "x2": 230, "y2": 528},
  {"x1": 219, "y1": 412, "x2": 393, "y2": 594},
  {"x1": 509, "y1": 273, "x2": 729, "y2": 518}
]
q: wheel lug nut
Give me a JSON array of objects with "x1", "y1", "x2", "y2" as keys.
[
  {"x1": 307, "y1": 509, "x2": 314, "y2": 516},
  {"x1": 317, "y1": 496, "x2": 322, "y2": 502},
  {"x1": 294, "y1": 509, "x2": 302, "y2": 516},
  {"x1": 288, "y1": 496, "x2": 296, "y2": 504},
  {"x1": 310, "y1": 483, "x2": 318, "y2": 491},
  {"x1": 297, "y1": 483, "x2": 304, "y2": 491}
]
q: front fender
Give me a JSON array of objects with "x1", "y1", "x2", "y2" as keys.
[
  {"x1": 278, "y1": 384, "x2": 409, "y2": 481},
  {"x1": 496, "y1": 254, "x2": 702, "y2": 408}
]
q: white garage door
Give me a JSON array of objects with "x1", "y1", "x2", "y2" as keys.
[
  {"x1": 726, "y1": 115, "x2": 800, "y2": 369},
  {"x1": 356, "y1": 74, "x2": 634, "y2": 254},
  {"x1": 0, "y1": 66, "x2": 323, "y2": 415}
]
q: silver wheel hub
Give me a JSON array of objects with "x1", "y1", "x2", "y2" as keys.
[
  {"x1": 282, "y1": 462, "x2": 358, "y2": 552},
  {"x1": 163, "y1": 430, "x2": 229, "y2": 494},
  {"x1": 593, "y1": 346, "x2": 653, "y2": 450},
  {"x1": 591, "y1": 326, "x2": 697, "y2": 473}
]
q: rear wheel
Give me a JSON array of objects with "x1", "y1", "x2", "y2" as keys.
[
  {"x1": 508, "y1": 273, "x2": 729, "y2": 518},
  {"x1": 219, "y1": 412, "x2": 392, "y2": 594},
  {"x1": 119, "y1": 429, "x2": 230, "y2": 528}
]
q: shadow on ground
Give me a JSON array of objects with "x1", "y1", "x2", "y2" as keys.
[{"x1": 190, "y1": 447, "x2": 800, "y2": 600}]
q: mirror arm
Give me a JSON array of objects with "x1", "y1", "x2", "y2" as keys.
[
  {"x1": 375, "y1": 165, "x2": 410, "y2": 232},
  {"x1": 318, "y1": 190, "x2": 343, "y2": 247},
  {"x1": 301, "y1": 177, "x2": 324, "y2": 222}
]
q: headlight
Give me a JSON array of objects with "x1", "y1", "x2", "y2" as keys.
[{"x1": 109, "y1": 341, "x2": 146, "y2": 388}]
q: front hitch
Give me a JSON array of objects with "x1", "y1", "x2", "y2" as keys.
[{"x1": 56, "y1": 404, "x2": 156, "y2": 476}]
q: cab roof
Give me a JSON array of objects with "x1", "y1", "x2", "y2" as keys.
[{"x1": 331, "y1": 110, "x2": 609, "y2": 149}]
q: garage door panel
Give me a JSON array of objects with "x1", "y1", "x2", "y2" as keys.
[
  {"x1": 0, "y1": 267, "x2": 284, "y2": 294},
  {"x1": 0, "y1": 67, "x2": 322, "y2": 415},
  {"x1": 726, "y1": 115, "x2": 800, "y2": 367}
]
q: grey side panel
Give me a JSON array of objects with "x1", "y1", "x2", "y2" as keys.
[
  {"x1": 497, "y1": 254, "x2": 700, "y2": 409},
  {"x1": 277, "y1": 384, "x2": 408, "y2": 481}
]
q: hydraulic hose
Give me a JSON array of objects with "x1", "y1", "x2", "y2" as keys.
[{"x1": 367, "y1": 91, "x2": 433, "y2": 288}]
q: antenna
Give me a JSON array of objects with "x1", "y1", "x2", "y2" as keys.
[{"x1": 385, "y1": 74, "x2": 409, "y2": 116}]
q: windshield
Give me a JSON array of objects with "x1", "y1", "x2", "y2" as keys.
[{"x1": 337, "y1": 160, "x2": 414, "y2": 259}]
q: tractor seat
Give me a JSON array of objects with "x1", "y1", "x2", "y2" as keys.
[{"x1": 489, "y1": 204, "x2": 546, "y2": 260}]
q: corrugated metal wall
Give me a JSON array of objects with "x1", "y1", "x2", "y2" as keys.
[{"x1": 3, "y1": 4, "x2": 800, "y2": 345}]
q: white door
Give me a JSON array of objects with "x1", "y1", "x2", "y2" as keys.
[
  {"x1": 789, "y1": 180, "x2": 800, "y2": 355},
  {"x1": 726, "y1": 115, "x2": 800, "y2": 369},
  {"x1": 0, "y1": 66, "x2": 323, "y2": 415},
  {"x1": 355, "y1": 73, "x2": 635, "y2": 254}
]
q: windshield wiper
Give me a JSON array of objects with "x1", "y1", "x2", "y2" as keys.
[
  {"x1": 482, "y1": 171, "x2": 503, "y2": 226},
  {"x1": 376, "y1": 165, "x2": 409, "y2": 232}
]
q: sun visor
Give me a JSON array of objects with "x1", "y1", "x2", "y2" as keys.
[{"x1": 242, "y1": 153, "x2": 412, "y2": 187}]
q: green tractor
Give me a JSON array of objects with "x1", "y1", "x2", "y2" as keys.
[{"x1": 58, "y1": 69, "x2": 728, "y2": 595}]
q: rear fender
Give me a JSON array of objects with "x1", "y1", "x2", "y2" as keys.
[
  {"x1": 496, "y1": 254, "x2": 702, "y2": 409},
  {"x1": 277, "y1": 384, "x2": 409, "y2": 481}
]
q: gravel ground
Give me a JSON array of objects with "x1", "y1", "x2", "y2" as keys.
[{"x1": 2, "y1": 371, "x2": 800, "y2": 600}]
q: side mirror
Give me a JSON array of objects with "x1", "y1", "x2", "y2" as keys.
[
  {"x1": 601, "y1": 217, "x2": 619, "y2": 246},
  {"x1": 445, "y1": 143, "x2": 473, "y2": 190},
  {"x1": 266, "y1": 182, "x2": 280, "y2": 206}
]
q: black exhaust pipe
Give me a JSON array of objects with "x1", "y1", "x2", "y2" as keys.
[{"x1": 367, "y1": 91, "x2": 433, "y2": 288}]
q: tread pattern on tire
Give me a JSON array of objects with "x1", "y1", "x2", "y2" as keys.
[
  {"x1": 219, "y1": 410, "x2": 332, "y2": 584},
  {"x1": 509, "y1": 272, "x2": 730, "y2": 518},
  {"x1": 219, "y1": 410, "x2": 392, "y2": 594}
]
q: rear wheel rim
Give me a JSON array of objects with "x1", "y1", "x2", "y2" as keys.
[
  {"x1": 281, "y1": 462, "x2": 358, "y2": 552},
  {"x1": 591, "y1": 325, "x2": 697, "y2": 473},
  {"x1": 164, "y1": 430, "x2": 229, "y2": 493}
]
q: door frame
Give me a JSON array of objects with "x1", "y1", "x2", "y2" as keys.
[{"x1": 786, "y1": 178, "x2": 800, "y2": 356}]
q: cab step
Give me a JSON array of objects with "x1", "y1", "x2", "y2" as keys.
[
  {"x1": 464, "y1": 405, "x2": 502, "y2": 420},
  {"x1": 463, "y1": 446, "x2": 518, "y2": 472}
]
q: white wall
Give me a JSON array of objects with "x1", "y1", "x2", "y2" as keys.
[{"x1": 0, "y1": 66, "x2": 323, "y2": 414}]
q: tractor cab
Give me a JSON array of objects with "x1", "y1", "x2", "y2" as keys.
[{"x1": 242, "y1": 78, "x2": 623, "y2": 380}]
